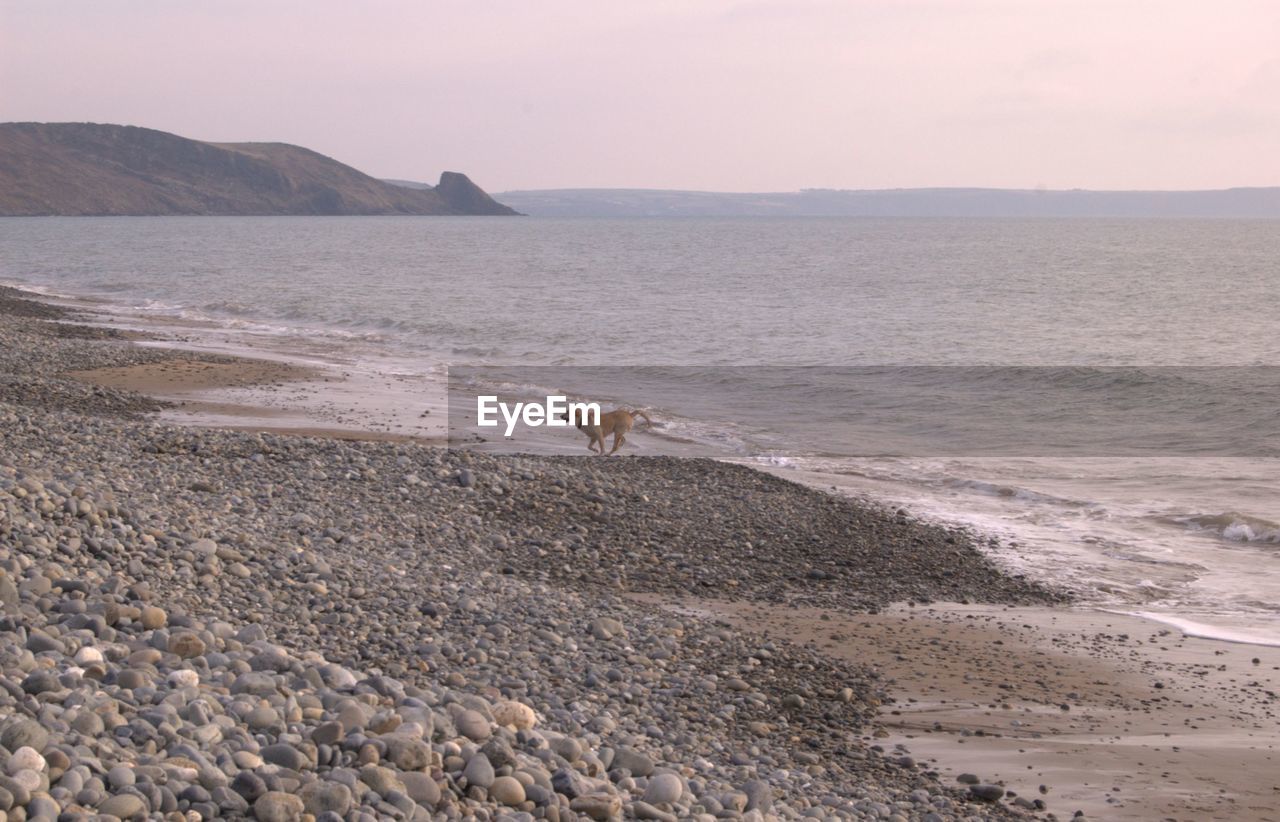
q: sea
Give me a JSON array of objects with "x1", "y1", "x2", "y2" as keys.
[{"x1": 2, "y1": 215, "x2": 1278, "y2": 645}]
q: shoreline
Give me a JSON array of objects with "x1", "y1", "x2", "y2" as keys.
[
  {"x1": 18, "y1": 283, "x2": 453, "y2": 442},
  {"x1": 641, "y1": 597, "x2": 1280, "y2": 821},
  {"x1": 2, "y1": 283, "x2": 1278, "y2": 819},
  {"x1": 13, "y1": 284, "x2": 1280, "y2": 640},
  {"x1": 64, "y1": 356, "x2": 448, "y2": 445},
  {"x1": 744, "y1": 460, "x2": 1280, "y2": 651}
]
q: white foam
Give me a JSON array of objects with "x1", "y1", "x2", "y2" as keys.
[
  {"x1": 134, "y1": 299, "x2": 185, "y2": 311},
  {"x1": 0, "y1": 280, "x2": 82, "y2": 301},
  {"x1": 1124, "y1": 611, "x2": 1280, "y2": 647},
  {"x1": 1177, "y1": 512, "x2": 1280, "y2": 544}
]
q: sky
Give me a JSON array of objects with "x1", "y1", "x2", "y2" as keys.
[{"x1": 2, "y1": 1, "x2": 1278, "y2": 192}]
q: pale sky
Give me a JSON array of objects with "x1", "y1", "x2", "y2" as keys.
[{"x1": 2, "y1": 0, "x2": 1278, "y2": 192}]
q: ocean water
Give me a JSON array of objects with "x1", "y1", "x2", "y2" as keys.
[{"x1": 2, "y1": 216, "x2": 1278, "y2": 643}]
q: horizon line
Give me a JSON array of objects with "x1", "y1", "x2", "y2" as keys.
[{"x1": 489, "y1": 184, "x2": 1280, "y2": 195}]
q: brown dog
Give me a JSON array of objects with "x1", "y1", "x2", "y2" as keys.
[{"x1": 574, "y1": 408, "x2": 652, "y2": 455}]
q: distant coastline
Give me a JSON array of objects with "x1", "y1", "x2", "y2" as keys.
[
  {"x1": 493, "y1": 185, "x2": 1280, "y2": 218},
  {"x1": 0, "y1": 122, "x2": 520, "y2": 217}
]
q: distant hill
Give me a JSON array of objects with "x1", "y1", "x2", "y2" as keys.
[
  {"x1": 0, "y1": 122, "x2": 519, "y2": 216},
  {"x1": 495, "y1": 186, "x2": 1280, "y2": 218}
]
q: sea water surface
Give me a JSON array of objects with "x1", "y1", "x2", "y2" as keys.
[{"x1": 2, "y1": 216, "x2": 1278, "y2": 643}]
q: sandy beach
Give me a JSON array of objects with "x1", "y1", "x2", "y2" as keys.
[
  {"x1": 64, "y1": 357, "x2": 445, "y2": 443},
  {"x1": 648, "y1": 598, "x2": 1280, "y2": 821},
  {"x1": 1, "y1": 285, "x2": 1277, "y2": 820}
]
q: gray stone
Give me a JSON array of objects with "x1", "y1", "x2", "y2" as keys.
[
  {"x1": 743, "y1": 780, "x2": 772, "y2": 813},
  {"x1": 384, "y1": 736, "x2": 430, "y2": 771},
  {"x1": 26, "y1": 628, "x2": 64, "y2": 654},
  {"x1": 462, "y1": 752, "x2": 495, "y2": 788},
  {"x1": 455, "y1": 709, "x2": 490, "y2": 742},
  {"x1": 254, "y1": 790, "x2": 304, "y2": 822},
  {"x1": 970, "y1": 784, "x2": 1006, "y2": 802},
  {"x1": 0, "y1": 775, "x2": 29, "y2": 808},
  {"x1": 98, "y1": 793, "x2": 147, "y2": 819},
  {"x1": 552, "y1": 768, "x2": 590, "y2": 799},
  {"x1": 107, "y1": 765, "x2": 136, "y2": 788},
  {"x1": 400, "y1": 771, "x2": 441, "y2": 806},
  {"x1": 552, "y1": 736, "x2": 583, "y2": 763},
  {"x1": 633, "y1": 801, "x2": 678, "y2": 822},
  {"x1": 28, "y1": 794, "x2": 60, "y2": 819},
  {"x1": 643, "y1": 772, "x2": 683, "y2": 805},
  {"x1": 71, "y1": 710, "x2": 105, "y2": 737},
  {"x1": 0, "y1": 573, "x2": 18, "y2": 613},
  {"x1": 168, "y1": 632, "x2": 206, "y2": 658},
  {"x1": 612, "y1": 747, "x2": 654, "y2": 777},
  {"x1": 231, "y1": 771, "x2": 268, "y2": 801},
  {"x1": 299, "y1": 781, "x2": 352, "y2": 816},
  {"x1": 21, "y1": 670, "x2": 59, "y2": 694},
  {"x1": 359, "y1": 765, "x2": 406, "y2": 797},
  {"x1": 215, "y1": 787, "x2": 251, "y2": 814},
  {"x1": 246, "y1": 706, "x2": 280, "y2": 730},
  {"x1": 180, "y1": 785, "x2": 212, "y2": 803},
  {"x1": 261, "y1": 743, "x2": 309, "y2": 771},
  {"x1": 0, "y1": 720, "x2": 48, "y2": 753},
  {"x1": 480, "y1": 736, "x2": 517, "y2": 770},
  {"x1": 490, "y1": 775, "x2": 526, "y2": 806},
  {"x1": 311, "y1": 720, "x2": 344, "y2": 746},
  {"x1": 589, "y1": 617, "x2": 625, "y2": 640},
  {"x1": 570, "y1": 792, "x2": 622, "y2": 820}
]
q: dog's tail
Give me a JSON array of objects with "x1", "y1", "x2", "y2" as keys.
[{"x1": 630, "y1": 409, "x2": 653, "y2": 427}]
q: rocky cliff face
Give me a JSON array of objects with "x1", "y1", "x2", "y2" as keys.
[
  {"x1": 434, "y1": 171, "x2": 517, "y2": 216},
  {"x1": 0, "y1": 122, "x2": 519, "y2": 216}
]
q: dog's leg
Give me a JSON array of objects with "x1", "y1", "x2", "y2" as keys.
[{"x1": 609, "y1": 432, "x2": 626, "y2": 454}]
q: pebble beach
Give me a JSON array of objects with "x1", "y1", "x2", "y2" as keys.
[{"x1": 1, "y1": 285, "x2": 1276, "y2": 822}]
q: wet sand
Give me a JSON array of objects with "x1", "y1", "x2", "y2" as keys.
[
  {"x1": 640, "y1": 596, "x2": 1280, "y2": 821},
  {"x1": 66, "y1": 352, "x2": 448, "y2": 443},
  {"x1": 66, "y1": 357, "x2": 322, "y2": 392}
]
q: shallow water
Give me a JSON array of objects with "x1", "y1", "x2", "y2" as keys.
[{"x1": 3, "y1": 215, "x2": 1278, "y2": 642}]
